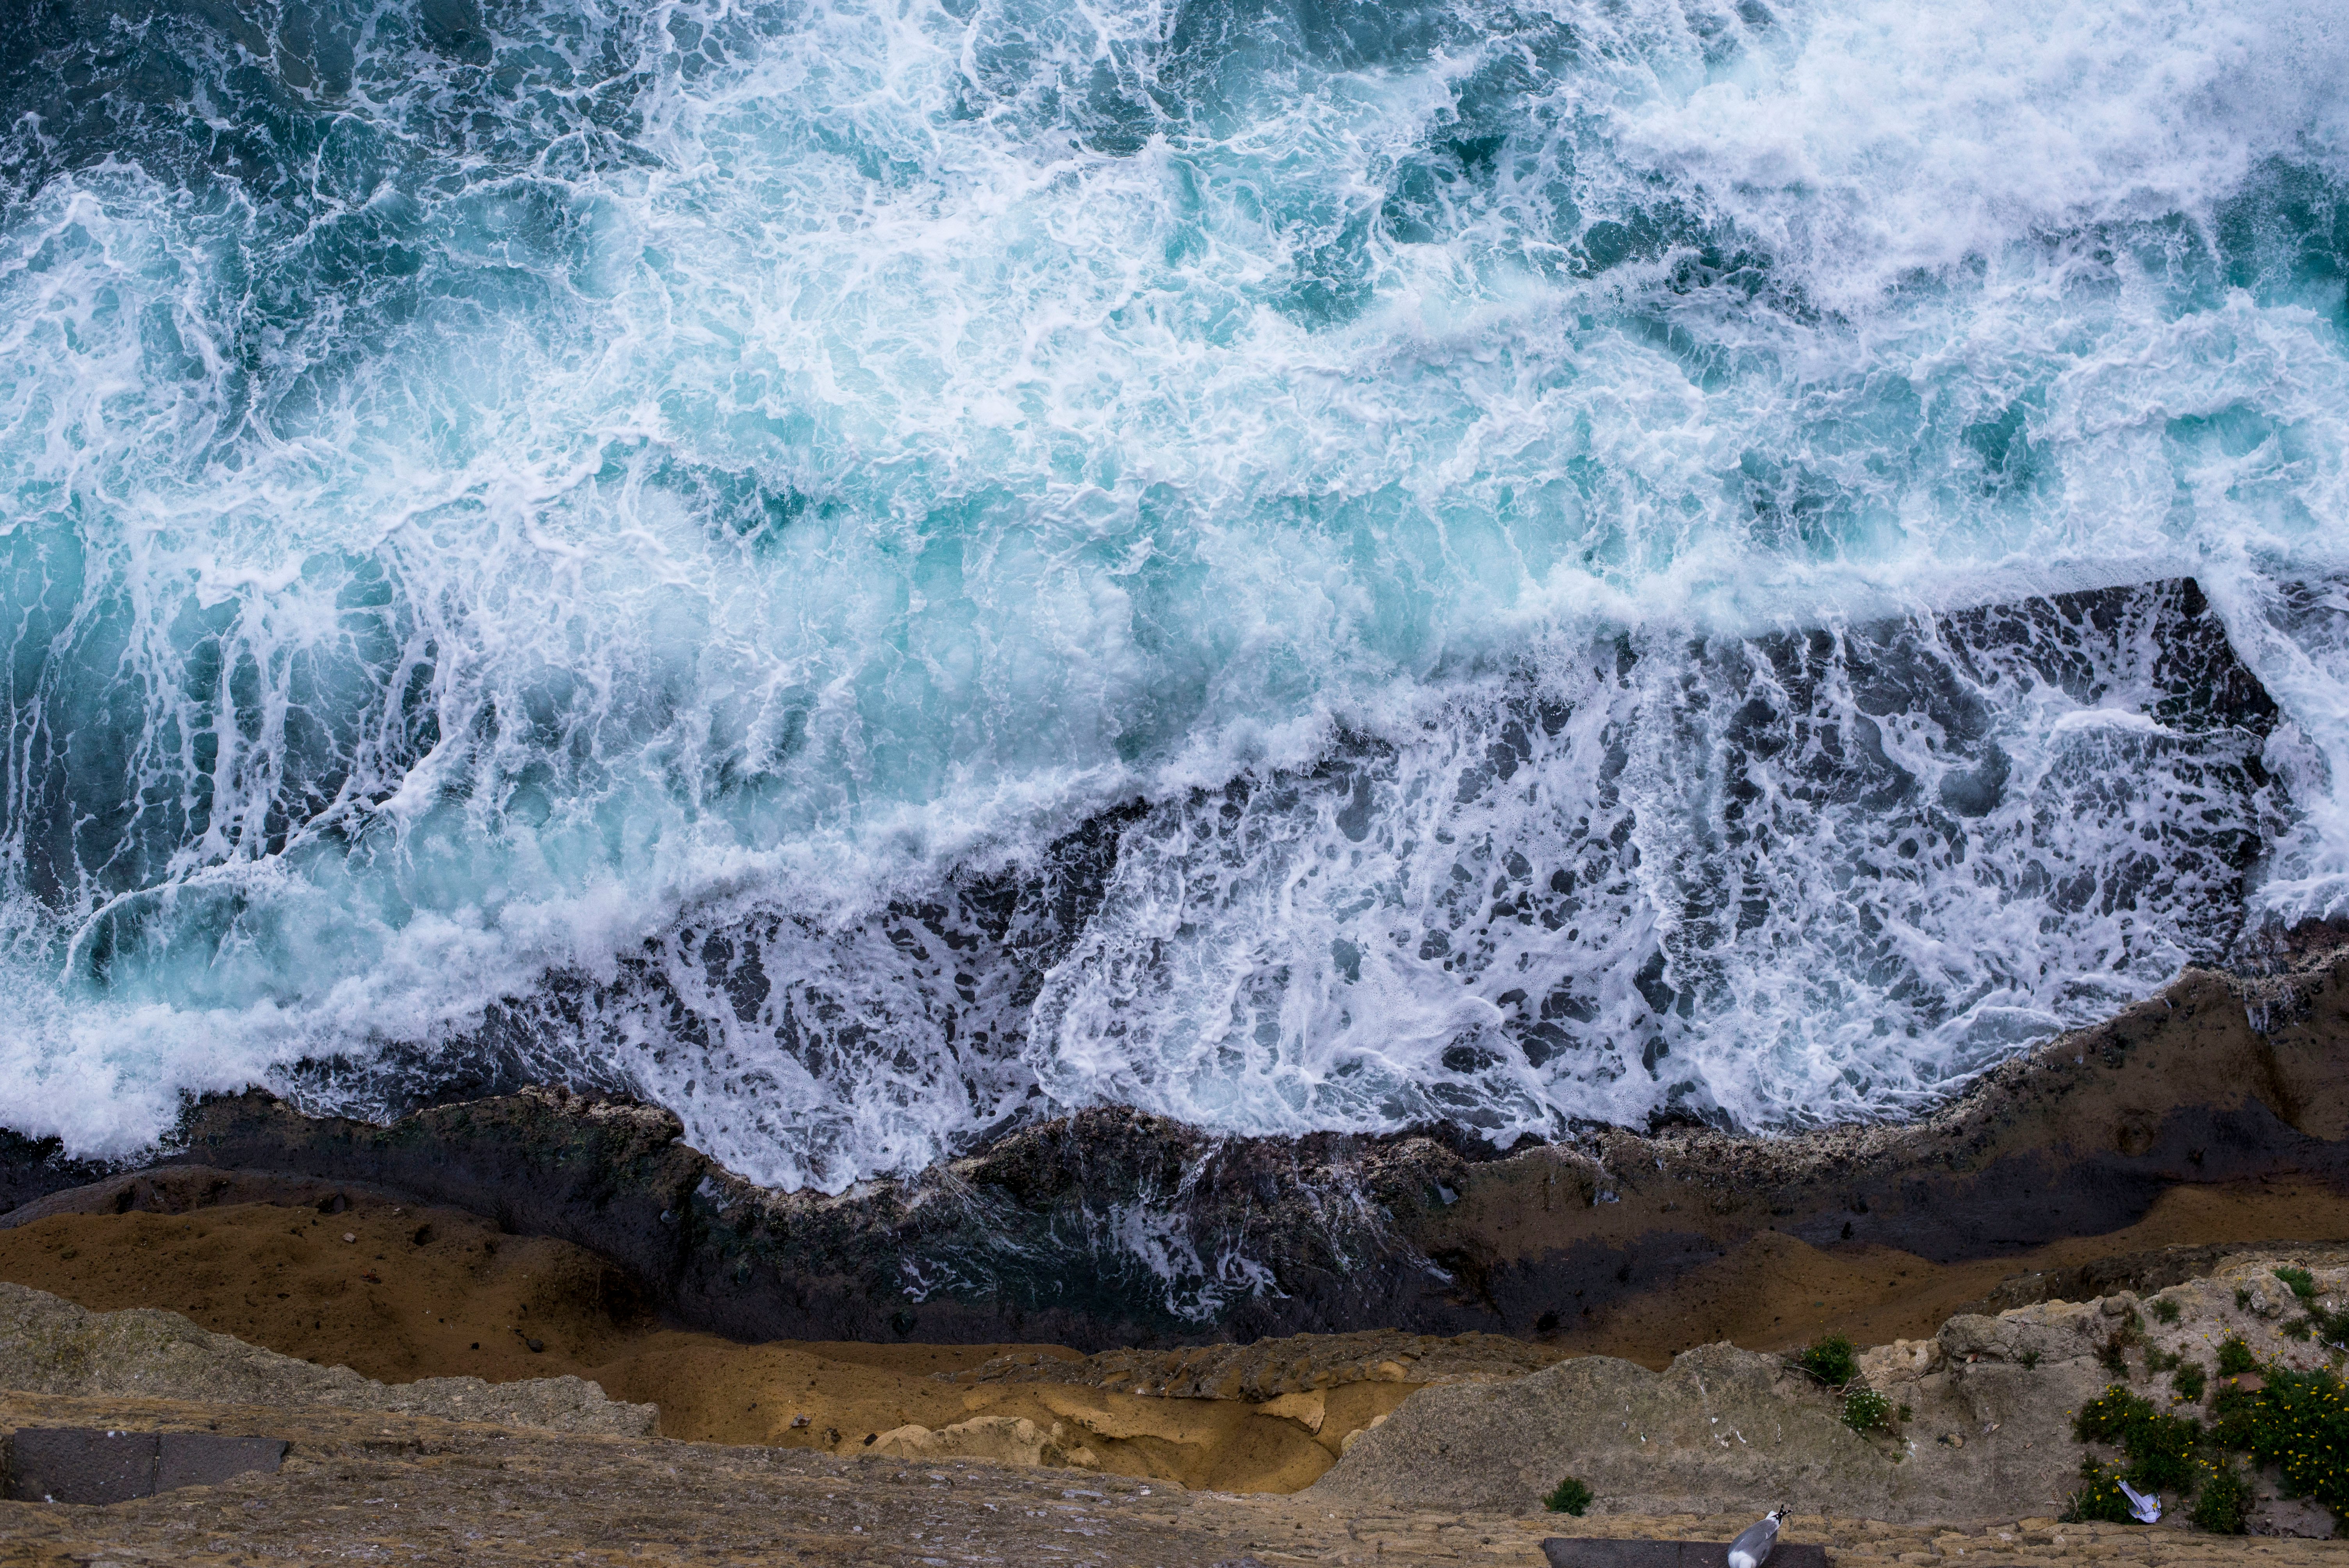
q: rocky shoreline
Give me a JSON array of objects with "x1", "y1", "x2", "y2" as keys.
[
  {"x1": 7, "y1": 931, "x2": 2349, "y2": 1351},
  {"x1": 6, "y1": 1245, "x2": 2349, "y2": 1552}
]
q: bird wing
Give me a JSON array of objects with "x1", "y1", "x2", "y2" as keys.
[{"x1": 1728, "y1": 1515, "x2": 1780, "y2": 1563}]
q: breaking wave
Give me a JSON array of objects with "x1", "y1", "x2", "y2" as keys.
[{"x1": 3, "y1": 0, "x2": 2347, "y2": 1189}]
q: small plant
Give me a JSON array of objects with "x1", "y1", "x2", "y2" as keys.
[
  {"x1": 1842, "y1": 1385, "x2": 1895, "y2": 1434},
  {"x1": 2236, "y1": 1287, "x2": 2254, "y2": 1310},
  {"x1": 2189, "y1": 1456, "x2": 2254, "y2": 1534},
  {"x1": 2062, "y1": 1458, "x2": 2139, "y2": 1524},
  {"x1": 2019, "y1": 1348, "x2": 2041, "y2": 1370},
  {"x1": 2217, "y1": 1336, "x2": 2259, "y2": 1377},
  {"x1": 2276, "y1": 1266, "x2": 2317, "y2": 1303},
  {"x1": 2152, "y1": 1296, "x2": 2183, "y2": 1325},
  {"x1": 1797, "y1": 1332, "x2": 1859, "y2": 1388},
  {"x1": 1544, "y1": 1477, "x2": 1594, "y2": 1515},
  {"x1": 2300, "y1": 1297, "x2": 2349, "y2": 1348},
  {"x1": 1896, "y1": 1403, "x2": 1912, "y2": 1422},
  {"x1": 2285, "y1": 1318, "x2": 2314, "y2": 1341},
  {"x1": 2073, "y1": 1385, "x2": 2202, "y2": 1491},
  {"x1": 2172, "y1": 1361, "x2": 2207, "y2": 1402},
  {"x1": 2098, "y1": 1336, "x2": 2130, "y2": 1376},
  {"x1": 2240, "y1": 1366, "x2": 2349, "y2": 1518},
  {"x1": 2207, "y1": 1383, "x2": 2262, "y2": 1449},
  {"x1": 2145, "y1": 1347, "x2": 2180, "y2": 1374}
]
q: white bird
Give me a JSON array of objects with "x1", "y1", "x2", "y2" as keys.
[
  {"x1": 2117, "y1": 1479, "x2": 2162, "y2": 1524},
  {"x1": 1727, "y1": 1507, "x2": 1785, "y2": 1568}
]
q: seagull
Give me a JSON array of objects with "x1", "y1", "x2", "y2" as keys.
[
  {"x1": 2117, "y1": 1479, "x2": 2162, "y2": 1524},
  {"x1": 1727, "y1": 1507, "x2": 1786, "y2": 1568}
]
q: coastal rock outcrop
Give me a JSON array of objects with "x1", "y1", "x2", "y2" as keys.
[
  {"x1": 0, "y1": 1282, "x2": 657, "y2": 1436},
  {"x1": 1315, "y1": 1251, "x2": 2349, "y2": 1534},
  {"x1": 1313, "y1": 1341, "x2": 1896, "y2": 1517},
  {"x1": 8, "y1": 932, "x2": 2349, "y2": 1349}
]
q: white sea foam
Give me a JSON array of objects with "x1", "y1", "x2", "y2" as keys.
[{"x1": 0, "y1": 0, "x2": 2344, "y2": 1185}]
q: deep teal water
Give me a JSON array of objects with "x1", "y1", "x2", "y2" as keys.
[{"x1": 2, "y1": 0, "x2": 2347, "y2": 1199}]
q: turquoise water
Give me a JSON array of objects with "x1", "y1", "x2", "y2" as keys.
[{"x1": 2, "y1": 0, "x2": 2347, "y2": 1190}]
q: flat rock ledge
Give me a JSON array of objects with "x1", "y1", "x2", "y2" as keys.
[
  {"x1": 0, "y1": 1282, "x2": 655, "y2": 1437},
  {"x1": 0, "y1": 1386, "x2": 2335, "y2": 1567},
  {"x1": 7, "y1": 930, "x2": 2349, "y2": 1349}
]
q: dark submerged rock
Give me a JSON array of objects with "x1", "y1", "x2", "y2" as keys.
[{"x1": 7, "y1": 928, "x2": 2349, "y2": 1350}]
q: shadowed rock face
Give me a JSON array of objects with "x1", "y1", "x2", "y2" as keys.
[
  {"x1": 0, "y1": 1130, "x2": 112, "y2": 1226},
  {"x1": 8, "y1": 932, "x2": 2349, "y2": 1350}
]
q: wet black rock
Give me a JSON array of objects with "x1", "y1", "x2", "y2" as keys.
[
  {"x1": 0, "y1": 1128, "x2": 114, "y2": 1222},
  {"x1": 0, "y1": 928, "x2": 2342, "y2": 1350}
]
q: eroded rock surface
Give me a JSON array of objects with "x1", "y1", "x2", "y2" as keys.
[
  {"x1": 6, "y1": 1388, "x2": 2336, "y2": 1568},
  {"x1": 1316, "y1": 1251, "x2": 2349, "y2": 1534},
  {"x1": 1313, "y1": 1342, "x2": 1896, "y2": 1518},
  {"x1": 948, "y1": 1329, "x2": 1565, "y2": 1399},
  {"x1": 0, "y1": 1283, "x2": 655, "y2": 1437}
]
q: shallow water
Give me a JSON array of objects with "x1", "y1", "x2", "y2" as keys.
[{"x1": 2, "y1": 0, "x2": 2346, "y2": 1191}]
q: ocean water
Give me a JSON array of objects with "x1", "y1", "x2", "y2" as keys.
[{"x1": 2, "y1": 0, "x2": 2347, "y2": 1193}]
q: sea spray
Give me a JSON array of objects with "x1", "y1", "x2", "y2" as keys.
[{"x1": 0, "y1": 0, "x2": 2344, "y2": 1188}]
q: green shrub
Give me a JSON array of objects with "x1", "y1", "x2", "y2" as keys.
[
  {"x1": 2074, "y1": 1385, "x2": 2158, "y2": 1448},
  {"x1": 2208, "y1": 1384, "x2": 2262, "y2": 1449},
  {"x1": 2237, "y1": 1287, "x2": 2254, "y2": 1310},
  {"x1": 2277, "y1": 1266, "x2": 2317, "y2": 1303},
  {"x1": 2151, "y1": 1296, "x2": 2183, "y2": 1325},
  {"x1": 2172, "y1": 1361, "x2": 2207, "y2": 1402},
  {"x1": 1797, "y1": 1333, "x2": 1859, "y2": 1387},
  {"x1": 2098, "y1": 1337, "x2": 2131, "y2": 1376},
  {"x1": 2189, "y1": 1456, "x2": 2254, "y2": 1534},
  {"x1": 2217, "y1": 1336, "x2": 2259, "y2": 1377},
  {"x1": 2062, "y1": 1458, "x2": 2139, "y2": 1524},
  {"x1": 2306, "y1": 1303, "x2": 2349, "y2": 1347},
  {"x1": 2285, "y1": 1318, "x2": 2314, "y2": 1341},
  {"x1": 2239, "y1": 1367, "x2": 2349, "y2": 1518},
  {"x1": 1843, "y1": 1386, "x2": 1895, "y2": 1434},
  {"x1": 2125, "y1": 1408, "x2": 2202, "y2": 1493},
  {"x1": 1544, "y1": 1477, "x2": 1594, "y2": 1515},
  {"x1": 2019, "y1": 1348, "x2": 2041, "y2": 1370},
  {"x1": 2073, "y1": 1385, "x2": 2202, "y2": 1491}
]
